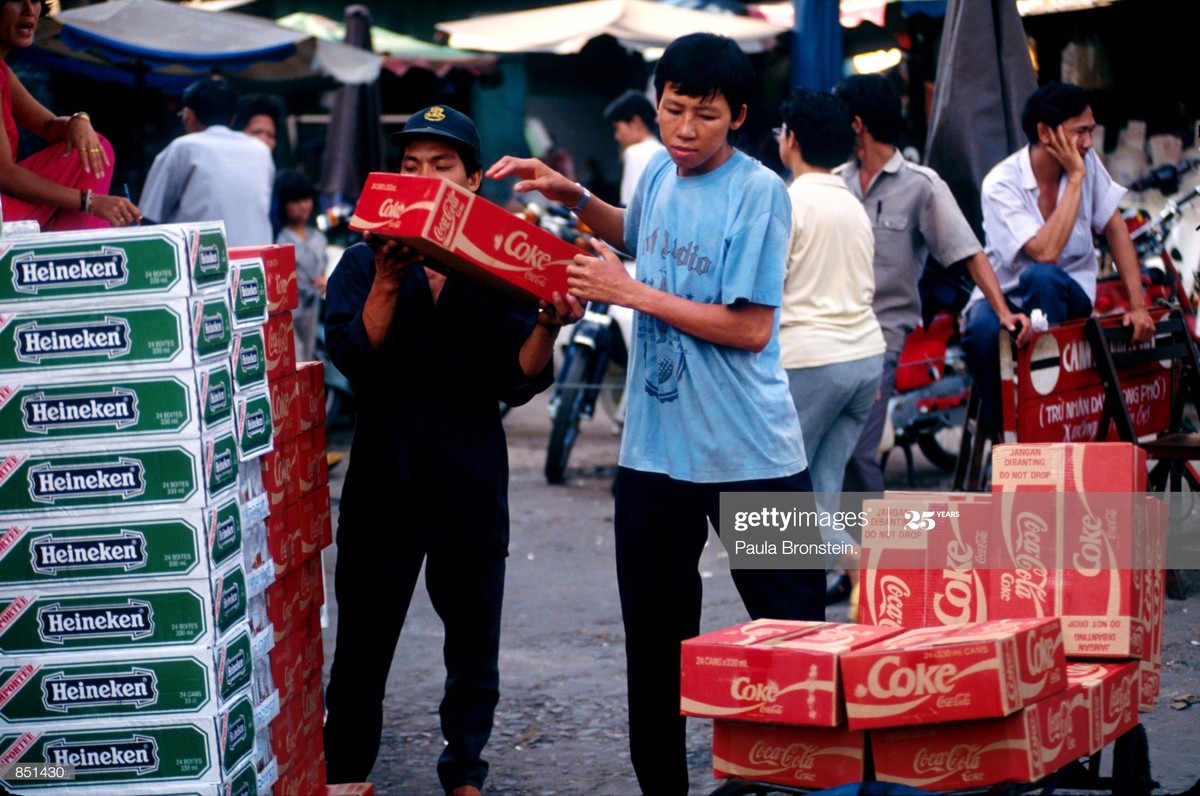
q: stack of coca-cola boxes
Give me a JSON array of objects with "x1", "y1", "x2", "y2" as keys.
[
  {"x1": 0, "y1": 224, "x2": 280, "y2": 795},
  {"x1": 680, "y1": 620, "x2": 903, "y2": 789},
  {"x1": 230, "y1": 244, "x2": 333, "y2": 796},
  {"x1": 848, "y1": 441, "x2": 1165, "y2": 788}
]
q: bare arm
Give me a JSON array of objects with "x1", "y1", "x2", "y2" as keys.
[
  {"x1": 1, "y1": 70, "x2": 137, "y2": 224},
  {"x1": 1103, "y1": 211, "x2": 1155, "y2": 342},
  {"x1": 1021, "y1": 125, "x2": 1085, "y2": 264},
  {"x1": 963, "y1": 251, "x2": 1032, "y2": 346},
  {"x1": 360, "y1": 234, "x2": 415, "y2": 349},
  {"x1": 568, "y1": 238, "x2": 774, "y2": 352},
  {"x1": 517, "y1": 292, "x2": 585, "y2": 378},
  {"x1": 486, "y1": 156, "x2": 626, "y2": 250}
]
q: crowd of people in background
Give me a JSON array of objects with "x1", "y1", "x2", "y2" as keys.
[{"x1": 0, "y1": 17, "x2": 1160, "y2": 792}]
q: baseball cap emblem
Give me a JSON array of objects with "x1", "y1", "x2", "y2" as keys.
[{"x1": 425, "y1": 106, "x2": 447, "y2": 122}]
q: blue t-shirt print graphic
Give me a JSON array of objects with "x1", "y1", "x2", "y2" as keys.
[
  {"x1": 640, "y1": 275, "x2": 688, "y2": 403},
  {"x1": 646, "y1": 226, "x2": 715, "y2": 275}
]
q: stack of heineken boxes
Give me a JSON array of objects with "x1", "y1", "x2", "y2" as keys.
[
  {"x1": 231, "y1": 244, "x2": 333, "y2": 796},
  {"x1": 0, "y1": 224, "x2": 281, "y2": 795}
]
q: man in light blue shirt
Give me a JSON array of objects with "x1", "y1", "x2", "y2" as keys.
[{"x1": 489, "y1": 33, "x2": 822, "y2": 794}]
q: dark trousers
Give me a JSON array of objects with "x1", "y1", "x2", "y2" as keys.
[
  {"x1": 962, "y1": 263, "x2": 1093, "y2": 428},
  {"x1": 323, "y1": 522, "x2": 505, "y2": 793},
  {"x1": 613, "y1": 467, "x2": 825, "y2": 795}
]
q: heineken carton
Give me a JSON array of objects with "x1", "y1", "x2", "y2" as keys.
[
  {"x1": 230, "y1": 325, "x2": 268, "y2": 394},
  {"x1": 0, "y1": 694, "x2": 257, "y2": 792},
  {"x1": 0, "y1": 292, "x2": 233, "y2": 376},
  {"x1": 0, "y1": 497, "x2": 245, "y2": 589},
  {"x1": 0, "y1": 572, "x2": 249, "y2": 658},
  {"x1": 0, "y1": 223, "x2": 228, "y2": 306},
  {"x1": 0, "y1": 363, "x2": 232, "y2": 445},
  {"x1": 234, "y1": 389, "x2": 273, "y2": 462},
  {"x1": 0, "y1": 430, "x2": 239, "y2": 517},
  {"x1": 229, "y1": 259, "x2": 269, "y2": 330},
  {"x1": 0, "y1": 631, "x2": 257, "y2": 725}
]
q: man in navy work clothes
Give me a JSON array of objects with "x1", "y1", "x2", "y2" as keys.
[{"x1": 321, "y1": 106, "x2": 581, "y2": 796}]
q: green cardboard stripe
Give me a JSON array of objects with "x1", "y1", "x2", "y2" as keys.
[
  {"x1": 0, "y1": 723, "x2": 214, "y2": 788},
  {"x1": 0, "y1": 444, "x2": 203, "y2": 516},
  {"x1": 230, "y1": 327, "x2": 267, "y2": 393},
  {"x1": 234, "y1": 390, "x2": 273, "y2": 461},
  {"x1": 230, "y1": 260, "x2": 268, "y2": 329},
  {"x1": 0, "y1": 587, "x2": 211, "y2": 655},
  {"x1": 0, "y1": 373, "x2": 197, "y2": 447},
  {"x1": 0, "y1": 656, "x2": 213, "y2": 723},
  {"x1": 0, "y1": 226, "x2": 227, "y2": 304}
]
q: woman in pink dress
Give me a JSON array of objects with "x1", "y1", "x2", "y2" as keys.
[{"x1": 1, "y1": 0, "x2": 139, "y2": 229}]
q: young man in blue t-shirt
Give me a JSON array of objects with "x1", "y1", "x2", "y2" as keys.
[{"x1": 489, "y1": 33, "x2": 824, "y2": 793}]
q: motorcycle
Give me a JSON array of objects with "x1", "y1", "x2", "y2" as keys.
[{"x1": 519, "y1": 202, "x2": 634, "y2": 484}]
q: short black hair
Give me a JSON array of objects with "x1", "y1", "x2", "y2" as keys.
[
  {"x1": 273, "y1": 170, "x2": 316, "y2": 229},
  {"x1": 1021, "y1": 82, "x2": 1090, "y2": 145},
  {"x1": 833, "y1": 74, "x2": 902, "y2": 147},
  {"x1": 182, "y1": 78, "x2": 237, "y2": 128},
  {"x1": 604, "y1": 90, "x2": 658, "y2": 135},
  {"x1": 653, "y1": 33, "x2": 755, "y2": 140},
  {"x1": 232, "y1": 93, "x2": 283, "y2": 132},
  {"x1": 779, "y1": 90, "x2": 855, "y2": 170}
]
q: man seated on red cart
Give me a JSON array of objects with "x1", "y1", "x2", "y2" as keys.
[{"x1": 962, "y1": 81, "x2": 1156, "y2": 429}]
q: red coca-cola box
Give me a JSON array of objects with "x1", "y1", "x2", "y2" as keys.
[
  {"x1": 304, "y1": 484, "x2": 333, "y2": 553},
  {"x1": 325, "y1": 784, "x2": 375, "y2": 796},
  {"x1": 680, "y1": 620, "x2": 903, "y2": 727},
  {"x1": 712, "y1": 720, "x2": 866, "y2": 789},
  {"x1": 1066, "y1": 661, "x2": 1139, "y2": 753},
  {"x1": 266, "y1": 565, "x2": 303, "y2": 640},
  {"x1": 840, "y1": 617, "x2": 1066, "y2": 730},
  {"x1": 297, "y1": 552, "x2": 324, "y2": 616},
  {"x1": 349, "y1": 173, "x2": 580, "y2": 305},
  {"x1": 266, "y1": 500, "x2": 302, "y2": 576},
  {"x1": 230, "y1": 244, "x2": 299, "y2": 314},
  {"x1": 872, "y1": 681, "x2": 1090, "y2": 790},
  {"x1": 298, "y1": 426, "x2": 328, "y2": 498},
  {"x1": 270, "y1": 627, "x2": 304, "y2": 706},
  {"x1": 296, "y1": 360, "x2": 324, "y2": 432},
  {"x1": 264, "y1": 312, "x2": 297, "y2": 381},
  {"x1": 271, "y1": 694, "x2": 300, "y2": 762},
  {"x1": 990, "y1": 443, "x2": 1155, "y2": 659},
  {"x1": 269, "y1": 371, "x2": 301, "y2": 444},
  {"x1": 276, "y1": 729, "x2": 324, "y2": 795},
  {"x1": 261, "y1": 437, "x2": 301, "y2": 511},
  {"x1": 859, "y1": 494, "x2": 991, "y2": 630}
]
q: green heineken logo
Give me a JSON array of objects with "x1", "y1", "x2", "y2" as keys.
[
  {"x1": 28, "y1": 459, "x2": 145, "y2": 503},
  {"x1": 21, "y1": 388, "x2": 138, "y2": 434},
  {"x1": 14, "y1": 318, "x2": 131, "y2": 363},
  {"x1": 38, "y1": 599, "x2": 154, "y2": 644},
  {"x1": 12, "y1": 248, "x2": 129, "y2": 294},
  {"x1": 30, "y1": 530, "x2": 147, "y2": 575},
  {"x1": 45, "y1": 735, "x2": 159, "y2": 774},
  {"x1": 42, "y1": 668, "x2": 158, "y2": 712}
]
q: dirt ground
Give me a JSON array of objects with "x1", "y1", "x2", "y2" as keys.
[{"x1": 321, "y1": 391, "x2": 1200, "y2": 796}]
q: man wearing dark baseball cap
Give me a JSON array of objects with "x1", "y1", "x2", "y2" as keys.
[{"x1": 322, "y1": 105, "x2": 581, "y2": 796}]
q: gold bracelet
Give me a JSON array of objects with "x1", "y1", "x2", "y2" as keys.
[{"x1": 68, "y1": 111, "x2": 92, "y2": 125}]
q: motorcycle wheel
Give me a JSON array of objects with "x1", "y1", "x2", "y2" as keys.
[
  {"x1": 917, "y1": 424, "x2": 961, "y2": 471},
  {"x1": 545, "y1": 351, "x2": 592, "y2": 484}
]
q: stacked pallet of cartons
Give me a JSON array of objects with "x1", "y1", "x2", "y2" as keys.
[
  {"x1": 231, "y1": 244, "x2": 332, "y2": 796},
  {"x1": 0, "y1": 225, "x2": 279, "y2": 795}
]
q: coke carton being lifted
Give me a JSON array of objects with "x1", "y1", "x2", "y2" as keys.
[
  {"x1": 680, "y1": 620, "x2": 903, "y2": 726},
  {"x1": 840, "y1": 617, "x2": 1066, "y2": 730},
  {"x1": 349, "y1": 173, "x2": 579, "y2": 305}
]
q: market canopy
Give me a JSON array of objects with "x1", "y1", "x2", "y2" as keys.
[
  {"x1": 27, "y1": 0, "x2": 383, "y2": 89},
  {"x1": 435, "y1": 0, "x2": 789, "y2": 56},
  {"x1": 277, "y1": 11, "x2": 496, "y2": 77}
]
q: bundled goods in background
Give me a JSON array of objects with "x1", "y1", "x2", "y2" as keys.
[
  {"x1": 349, "y1": 173, "x2": 579, "y2": 305},
  {"x1": 231, "y1": 244, "x2": 333, "y2": 796},
  {"x1": 0, "y1": 224, "x2": 281, "y2": 795},
  {"x1": 858, "y1": 442, "x2": 1165, "y2": 709}
]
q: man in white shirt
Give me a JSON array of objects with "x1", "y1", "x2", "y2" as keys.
[
  {"x1": 963, "y1": 81, "x2": 1154, "y2": 428},
  {"x1": 140, "y1": 78, "x2": 274, "y2": 247},
  {"x1": 603, "y1": 90, "x2": 664, "y2": 207}
]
